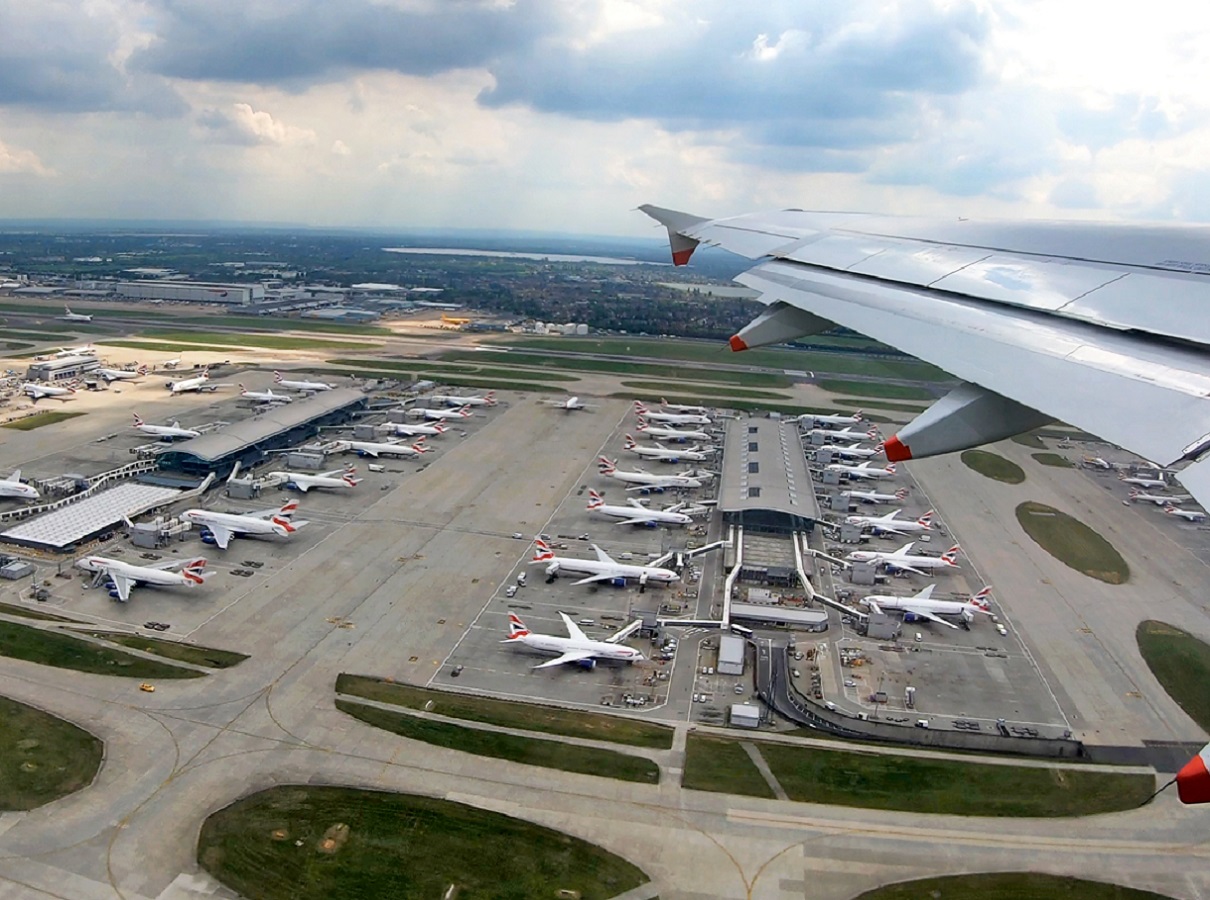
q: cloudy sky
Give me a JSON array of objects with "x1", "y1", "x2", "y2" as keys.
[{"x1": 1, "y1": 0, "x2": 1208, "y2": 236}]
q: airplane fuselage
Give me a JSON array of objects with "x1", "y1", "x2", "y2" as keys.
[
  {"x1": 510, "y1": 632, "x2": 642, "y2": 664},
  {"x1": 534, "y1": 555, "x2": 678, "y2": 585}
]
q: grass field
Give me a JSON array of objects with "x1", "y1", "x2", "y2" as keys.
[
  {"x1": 0, "y1": 603, "x2": 82, "y2": 622},
  {"x1": 681, "y1": 734, "x2": 776, "y2": 798},
  {"x1": 143, "y1": 330, "x2": 381, "y2": 351},
  {"x1": 99, "y1": 340, "x2": 239, "y2": 355},
  {"x1": 1033, "y1": 452, "x2": 1075, "y2": 468},
  {"x1": 1136, "y1": 621, "x2": 1210, "y2": 732},
  {"x1": 961, "y1": 449, "x2": 1026, "y2": 484},
  {"x1": 1016, "y1": 501, "x2": 1130, "y2": 584},
  {"x1": 854, "y1": 873, "x2": 1174, "y2": 900},
  {"x1": 173, "y1": 315, "x2": 394, "y2": 336},
  {"x1": 1011, "y1": 431, "x2": 1048, "y2": 448},
  {"x1": 815, "y1": 378, "x2": 935, "y2": 401},
  {"x1": 197, "y1": 785, "x2": 650, "y2": 900},
  {"x1": 620, "y1": 380, "x2": 790, "y2": 401},
  {"x1": 2, "y1": 411, "x2": 87, "y2": 431},
  {"x1": 1, "y1": 696, "x2": 103, "y2": 811},
  {"x1": 327, "y1": 357, "x2": 580, "y2": 382},
  {"x1": 0, "y1": 620, "x2": 204, "y2": 678},
  {"x1": 3, "y1": 330, "x2": 83, "y2": 343},
  {"x1": 313, "y1": 366, "x2": 568, "y2": 393},
  {"x1": 337, "y1": 675, "x2": 673, "y2": 748},
  {"x1": 91, "y1": 634, "x2": 248, "y2": 669},
  {"x1": 757, "y1": 742, "x2": 1153, "y2": 816},
  {"x1": 337, "y1": 699, "x2": 660, "y2": 783}
]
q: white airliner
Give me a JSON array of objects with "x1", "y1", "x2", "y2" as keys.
[
  {"x1": 624, "y1": 435, "x2": 710, "y2": 463},
  {"x1": 824, "y1": 442, "x2": 885, "y2": 460},
  {"x1": 0, "y1": 470, "x2": 39, "y2": 501},
  {"x1": 846, "y1": 509, "x2": 934, "y2": 536},
  {"x1": 273, "y1": 371, "x2": 334, "y2": 391},
  {"x1": 168, "y1": 370, "x2": 218, "y2": 394},
  {"x1": 1165, "y1": 505, "x2": 1207, "y2": 523},
  {"x1": 239, "y1": 384, "x2": 292, "y2": 404},
  {"x1": 530, "y1": 539, "x2": 678, "y2": 588},
  {"x1": 860, "y1": 585, "x2": 994, "y2": 629},
  {"x1": 162, "y1": 357, "x2": 182, "y2": 369},
  {"x1": 846, "y1": 542, "x2": 962, "y2": 576},
  {"x1": 132, "y1": 414, "x2": 200, "y2": 440},
  {"x1": 502, "y1": 611, "x2": 644, "y2": 669},
  {"x1": 97, "y1": 365, "x2": 148, "y2": 383},
  {"x1": 808, "y1": 426, "x2": 879, "y2": 442},
  {"x1": 430, "y1": 391, "x2": 496, "y2": 407},
  {"x1": 338, "y1": 438, "x2": 429, "y2": 458},
  {"x1": 1119, "y1": 473, "x2": 1168, "y2": 490},
  {"x1": 636, "y1": 419, "x2": 710, "y2": 442},
  {"x1": 541, "y1": 396, "x2": 590, "y2": 411},
  {"x1": 380, "y1": 421, "x2": 447, "y2": 438},
  {"x1": 839, "y1": 487, "x2": 909, "y2": 505},
  {"x1": 58, "y1": 306, "x2": 93, "y2": 322},
  {"x1": 55, "y1": 345, "x2": 97, "y2": 357},
  {"x1": 1128, "y1": 487, "x2": 1192, "y2": 506},
  {"x1": 279, "y1": 467, "x2": 361, "y2": 492},
  {"x1": 405, "y1": 406, "x2": 473, "y2": 422},
  {"x1": 633, "y1": 401, "x2": 711, "y2": 426},
  {"x1": 587, "y1": 488, "x2": 693, "y2": 526},
  {"x1": 21, "y1": 382, "x2": 75, "y2": 402},
  {"x1": 181, "y1": 502, "x2": 308, "y2": 550},
  {"x1": 598, "y1": 457, "x2": 704, "y2": 491},
  {"x1": 827, "y1": 460, "x2": 897, "y2": 480},
  {"x1": 76, "y1": 555, "x2": 208, "y2": 603},
  {"x1": 659, "y1": 398, "x2": 708, "y2": 414},
  {"x1": 802, "y1": 410, "x2": 864, "y2": 427}
]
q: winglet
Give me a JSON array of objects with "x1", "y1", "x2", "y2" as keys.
[{"x1": 638, "y1": 205, "x2": 708, "y2": 266}]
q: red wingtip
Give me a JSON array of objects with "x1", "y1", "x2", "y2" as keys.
[
  {"x1": 883, "y1": 435, "x2": 913, "y2": 463},
  {"x1": 728, "y1": 335, "x2": 748, "y2": 353},
  {"x1": 1178, "y1": 750, "x2": 1210, "y2": 804},
  {"x1": 672, "y1": 248, "x2": 694, "y2": 266}
]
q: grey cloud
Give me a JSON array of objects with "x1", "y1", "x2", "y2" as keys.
[
  {"x1": 1049, "y1": 179, "x2": 1098, "y2": 209},
  {"x1": 1057, "y1": 95, "x2": 1196, "y2": 150}
]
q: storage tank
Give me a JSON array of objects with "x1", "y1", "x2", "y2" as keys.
[{"x1": 575, "y1": 323, "x2": 589, "y2": 335}]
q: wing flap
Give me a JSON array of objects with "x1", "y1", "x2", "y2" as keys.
[
  {"x1": 533, "y1": 650, "x2": 595, "y2": 669},
  {"x1": 900, "y1": 606, "x2": 958, "y2": 628}
]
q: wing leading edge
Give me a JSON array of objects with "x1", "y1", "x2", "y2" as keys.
[{"x1": 641, "y1": 205, "x2": 1210, "y2": 509}]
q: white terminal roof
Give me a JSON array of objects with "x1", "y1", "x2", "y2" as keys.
[
  {"x1": 1, "y1": 483, "x2": 183, "y2": 550},
  {"x1": 718, "y1": 417, "x2": 820, "y2": 519}
]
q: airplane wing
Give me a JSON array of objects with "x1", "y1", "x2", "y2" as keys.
[
  {"x1": 532, "y1": 650, "x2": 597, "y2": 669},
  {"x1": 559, "y1": 612, "x2": 588, "y2": 642},
  {"x1": 899, "y1": 605, "x2": 959, "y2": 629},
  {"x1": 591, "y1": 544, "x2": 615, "y2": 564},
  {"x1": 109, "y1": 572, "x2": 134, "y2": 602},
  {"x1": 613, "y1": 515, "x2": 659, "y2": 526},
  {"x1": 207, "y1": 524, "x2": 234, "y2": 549},
  {"x1": 571, "y1": 572, "x2": 623, "y2": 585},
  {"x1": 884, "y1": 561, "x2": 928, "y2": 577},
  {"x1": 914, "y1": 583, "x2": 938, "y2": 601},
  {"x1": 641, "y1": 205, "x2": 1210, "y2": 509}
]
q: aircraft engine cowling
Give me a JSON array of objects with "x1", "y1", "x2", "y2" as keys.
[{"x1": 575, "y1": 658, "x2": 597, "y2": 670}]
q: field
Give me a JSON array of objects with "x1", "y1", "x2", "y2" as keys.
[
  {"x1": 961, "y1": 449, "x2": 1026, "y2": 484},
  {"x1": 325, "y1": 357, "x2": 580, "y2": 382},
  {"x1": 197, "y1": 785, "x2": 650, "y2": 900},
  {"x1": 141, "y1": 330, "x2": 382, "y2": 351},
  {"x1": 98, "y1": 340, "x2": 238, "y2": 355},
  {"x1": 0, "y1": 620, "x2": 204, "y2": 678},
  {"x1": 854, "y1": 873, "x2": 1174, "y2": 900},
  {"x1": 1136, "y1": 621, "x2": 1210, "y2": 732},
  {"x1": 336, "y1": 699, "x2": 660, "y2": 783},
  {"x1": 2, "y1": 411, "x2": 87, "y2": 431},
  {"x1": 815, "y1": 378, "x2": 935, "y2": 401},
  {"x1": 337, "y1": 674, "x2": 673, "y2": 747},
  {"x1": 90, "y1": 634, "x2": 248, "y2": 669},
  {"x1": 0, "y1": 695, "x2": 103, "y2": 810},
  {"x1": 620, "y1": 380, "x2": 791, "y2": 401},
  {"x1": 1016, "y1": 501, "x2": 1131, "y2": 584},
  {"x1": 1033, "y1": 452, "x2": 1075, "y2": 468},
  {"x1": 681, "y1": 734, "x2": 776, "y2": 798}
]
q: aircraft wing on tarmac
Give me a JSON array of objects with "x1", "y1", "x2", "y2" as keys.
[{"x1": 641, "y1": 205, "x2": 1210, "y2": 509}]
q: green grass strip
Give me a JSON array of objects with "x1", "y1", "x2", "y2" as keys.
[
  {"x1": 89, "y1": 633, "x2": 248, "y2": 669},
  {"x1": 327, "y1": 357, "x2": 580, "y2": 382},
  {"x1": 1033, "y1": 452, "x2": 1075, "y2": 468},
  {"x1": 0, "y1": 603, "x2": 83, "y2": 623},
  {"x1": 337, "y1": 675, "x2": 673, "y2": 748},
  {"x1": 0, "y1": 620, "x2": 203, "y2": 678},
  {"x1": 1136, "y1": 621, "x2": 1210, "y2": 732},
  {"x1": 1011, "y1": 431, "x2": 1048, "y2": 448},
  {"x1": 2, "y1": 411, "x2": 87, "y2": 431},
  {"x1": 311, "y1": 367, "x2": 567, "y2": 393},
  {"x1": 198, "y1": 785, "x2": 650, "y2": 900},
  {"x1": 620, "y1": 380, "x2": 789, "y2": 400},
  {"x1": 98, "y1": 340, "x2": 237, "y2": 354},
  {"x1": 0, "y1": 695, "x2": 103, "y2": 811},
  {"x1": 682, "y1": 734, "x2": 777, "y2": 798},
  {"x1": 142, "y1": 330, "x2": 381, "y2": 351},
  {"x1": 336, "y1": 699, "x2": 659, "y2": 783},
  {"x1": 1016, "y1": 501, "x2": 1130, "y2": 584},
  {"x1": 961, "y1": 449, "x2": 1026, "y2": 484},
  {"x1": 854, "y1": 872, "x2": 1175, "y2": 900},
  {"x1": 815, "y1": 378, "x2": 935, "y2": 401}
]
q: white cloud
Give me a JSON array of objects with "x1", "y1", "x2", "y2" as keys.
[
  {"x1": 0, "y1": 137, "x2": 51, "y2": 175},
  {"x1": 198, "y1": 103, "x2": 317, "y2": 146}
]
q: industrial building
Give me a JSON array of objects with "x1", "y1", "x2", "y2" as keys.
[
  {"x1": 0, "y1": 483, "x2": 187, "y2": 552},
  {"x1": 729, "y1": 602, "x2": 829, "y2": 632},
  {"x1": 117, "y1": 281, "x2": 265, "y2": 305},
  {"x1": 26, "y1": 355, "x2": 101, "y2": 382},
  {"x1": 717, "y1": 417, "x2": 819, "y2": 533},
  {"x1": 717, "y1": 635, "x2": 746, "y2": 676},
  {"x1": 156, "y1": 389, "x2": 366, "y2": 479}
]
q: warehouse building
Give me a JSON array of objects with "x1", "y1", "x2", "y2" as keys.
[
  {"x1": 718, "y1": 417, "x2": 819, "y2": 534},
  {"x1": 117, "y1": 281, "x2": 265, "y2": 305},
  {"x1": 717, "y1": 635, "x2": 747, "y2": 676},
  {"x1": 156, "y1": 389, "x2": 366, "y2": 479},
  {"x1": 26, "y1": 354, "x2": 101, "y2": 382}
]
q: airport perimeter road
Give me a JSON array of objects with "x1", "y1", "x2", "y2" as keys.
[{"x1": 0, "y1": 405, "x2": 1207, "y2": 899}]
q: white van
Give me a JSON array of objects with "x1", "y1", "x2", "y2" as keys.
[{"x1": 914, "y1": 632, "x2": 923, "y2": 643}]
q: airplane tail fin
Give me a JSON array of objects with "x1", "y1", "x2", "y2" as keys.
[
  {"x1": 894, "y1": 488, "x2": 909, "y2": 499},
  {"x1": 505, "y1": 612, "x2": 530, "y2": 639},
  {"x1": 597, "y1": 457, "x2": 616, "y2": 474},
  {"x1": 270, "y1": 516, "x2": 296, "y2": 532},
  {"x1": 969, "y1": 585, "x2": 993, "y2": 609},
  {"x1": 279, "y1": 500, "x2": 300, "y2": 516},
  {"x1": 434, "y1": 423, "x2": 447, "y2": 433},
  {"x1": 485, "y1": 391, "x2": 496, "y2": 406},
  {"x1": 885, "y1": 463, "x2": 897, "y2": 475},
  {"x1": 183, "y1": 558, "x2": 208, "y2": 584},
  {"x1": 854, "y1": 409, "x2": 864, "y2": 421},
  {"x1": 941, "y1": 544, "x2": 961, "y2": 564},
  {"x1": 624, "y1": 434, "x2": 637, "y2": 449},
  {"x1": 412, "y1": 442, "x2": 428, "y2": 453},
  {"x1": 633, "y1": 401, "x2": 649, "y2": 414},
  {"x1": 587, "y1": 489, "x2": 604, "y2": 509},
  {"x1": 238, "y1": 384, "x2": 248, "y2": 395},
  {"x1": 532, "y1": 539, "x2": 555, "y2": 561},
  {"x1": 917, "y1": 509, "x2": 934, "y2": 527},
  {"x1": 273, "y1": 371, "x2": 284, "y2": 383},
  {"x1": 342, "y1": 474, "x2": 362, "y2": 487},
  {"x1": 132, "y1": 413, "x2": 143, "y2": 426}
]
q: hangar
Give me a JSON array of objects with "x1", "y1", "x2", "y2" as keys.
[
  {"x1": 718, "y1": 416, "x2": 819, "y2": 534},
  {"x1": 156, "y1": 389, "x2": 366, "y2": 479}
]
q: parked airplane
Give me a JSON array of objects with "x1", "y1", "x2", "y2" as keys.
[
  {"x1": 21, "y1": 382, "x2": 75, "y2": 402},
  {"x1": 838, "y1": 487, "x2": 909, "y2": 505},
  {"x1": 162, "y1": 357, "x2": 182, "y2": 369},
  {"x1": 531, "y1": 539, "x2": 678, "y2": 588},
  {"x1": 55, "y1": 344, "x2": 97, "y2": 357},
  {"x1": 1119, "y1": 472, "x2": 1168, "y2": 490},
  {"x1": 502, "y1": 611, "x2": 644, "y2": 669},
  {"x1": 624, "y1": 435, "x2": 710, "y2": 463},
  {"x1": 58, "y1": 306, "x2": 93, "y2": 322},
  {"x1": 636, "y1": 419, "x2": 710, "y2": 442},
  {"x1": 407, "y1": 406, "x2": 473, "y2": 421},
  {"x1": 430, "y1": 391, "x2": 496, "y2": 408},
  {"x1": 541, "y1": 396, "x2": 591, "y2": 411},
  {"x1": 598, "y1": 457, "x2": 704, "y2": 491},
  {"x1": 824, "y1": 441, "x2": 885, "y2": 460},
  {"x1": 846, "y1": 509, "x2": 934, "y2": 536},
  {"x1": 380, "y1": 421, "x2": 447, "y2": 438},
  {"x1": 1128, "y1": 487, "x2": 1193, "y2": 506},
  {"x1": 1165, "y1": 505, "x2": 1207, "y2": 523},
  {"x1": 168, "y1": 370, "x2": 218, "y2": 394},
  {"x1": 273, "y1": 371, "x2": 334, "y2": 392},
  {"x1": 76, "y1": 555, "x2": 208, "y2": 603},
  {"x1": 860, "y1": 585, "x2": 994, "y2": 629},
  {"x1": 846, "y1": 542, "x2": 962, "y2": 576},
  {"x1": 0, "y1": 470, "x2": 39, "y2": 501},
  {"x1": 239, "y1": 384, "x2": 292, "y2": 404},
  {"x1": 802, "y1": 410, "x2": 864, "y2": 427},
  {"x1": 659, "y1": 398, "x2": 708, "y2": 414},
  {"x1": 633, "y1": 401, "x2": 710, "y2": 426},
  {"x1": 97, "y1": 365, "x2": 148, "y2": 383},
  {"x1": 587, "y1": 488, "x2": 693, "y2": 526},
  {"x1": 827, "y1": 460, "x2": 897, "y2": 480},
  {"x1": 338, "y1": 438, "x2": 429, "y2": 459},
  {"x1": 181, "y1": 503, "x2": 308, "y2": 550},
  {"x1": 132, "y1": 414, "x2": 200, "y2": 440},
  {"x1": 279, "y1": 466, "x2": 361, "y2": 492},
  {"x1": 808, "y1": 426, "x2": 879, "y2": 442}
]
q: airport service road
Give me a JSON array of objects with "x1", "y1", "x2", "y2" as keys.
[{"x1": 906, "y1": 440, "x2": 1210, "y2": 749}]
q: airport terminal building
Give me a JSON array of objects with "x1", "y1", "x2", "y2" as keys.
[
  {"x1": 718, "y1": 416, "x2": 819, "y2": 534},
  {"x1": 117, "y1": 281, "x2": 265, "y2": 305}
]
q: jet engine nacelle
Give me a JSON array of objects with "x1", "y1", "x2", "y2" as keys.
[{"x1": 575, "y1": 658, "x2": 597, "y2": 670}]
